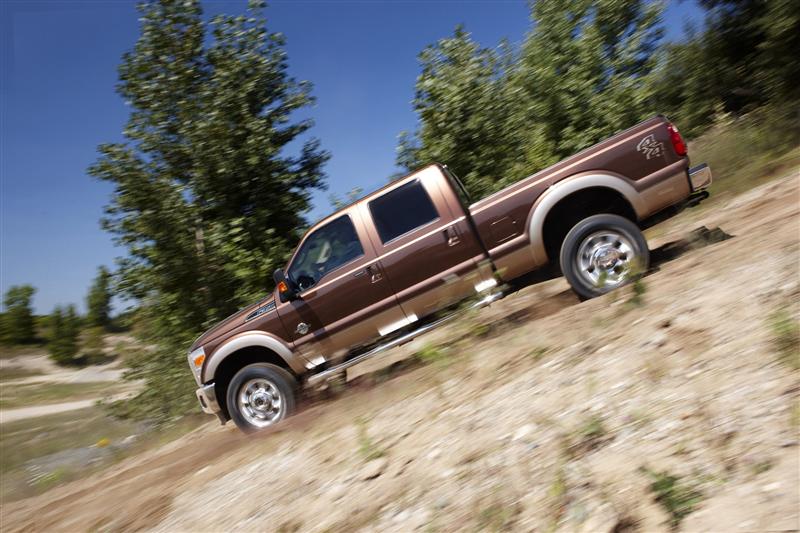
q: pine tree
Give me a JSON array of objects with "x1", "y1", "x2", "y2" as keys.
[
  {"x1": 0, "y1": 285, "x2": 37, "y2": 345},
  {"x1": 88, "y1": 0, "x2": 328, "y2": 421},
  {"x1": 86, "y1": 266, "x2": 113, "y2": 329},
  {"x1": 48, "y1": 305, "x2": 81, "y2": 365}
]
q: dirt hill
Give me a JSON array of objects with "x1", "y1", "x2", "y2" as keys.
[{"x1": 2, "y1": 172, "x2": 798, "y2": 533}]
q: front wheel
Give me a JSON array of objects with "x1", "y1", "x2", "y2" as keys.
[
  {"x1": 227, "y1": 363, "x2": 296, "y2": 433},
  {"x1": 560, "y1": 214, "x2": 649, "y2": 300}
]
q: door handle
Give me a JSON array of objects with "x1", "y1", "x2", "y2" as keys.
[
  {"x1": 353, "y1": 265, "x2": 382, "y2": 282},
  {"x1": 367, "y1": 265, "x2": 382, "y2": 283},
  {"x1": 445, "y1": 226, "x2": 460, "y2": 246}
]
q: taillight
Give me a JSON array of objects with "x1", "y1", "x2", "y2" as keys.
[{"x1": 666, "y1": 123, "x2": 687, "y2": 156}]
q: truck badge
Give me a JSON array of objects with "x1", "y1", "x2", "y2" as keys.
[{"x1": 637, "y1": 134, "x2": 664, "y2": 160}]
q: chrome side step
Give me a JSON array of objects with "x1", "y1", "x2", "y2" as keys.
[{"x1": 306, "y1": 291, "x2": 504, "y2": 387}]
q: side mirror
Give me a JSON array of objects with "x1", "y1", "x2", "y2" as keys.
[{"x1": 273, "y1": 269, "x2": 298, "y2": 302}]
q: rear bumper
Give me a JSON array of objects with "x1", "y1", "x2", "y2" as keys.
[
  {"x1": 196, "y1": 382, "x2": 225, "y2": 423},
  {"x1": 689, "y1": 163, "x2": 713, "y2": 191}
]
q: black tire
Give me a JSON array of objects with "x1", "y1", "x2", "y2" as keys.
[
  {"x1": 559, "y1": 214, "x2": 649, "y2": 300},
  {"x1": 226, "y1": 363, "x2": 296, "y2": 433}
]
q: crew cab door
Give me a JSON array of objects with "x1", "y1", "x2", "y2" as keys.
[
  {"x1": 274, "y1": 210, "x2": 406, "y2": 364},
  {"x1": 360, "y1": 166, "x2": 488, "y2": 326}
]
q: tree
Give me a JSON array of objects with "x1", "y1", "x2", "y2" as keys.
[
  {"x1": 654, "y1": 0, "x2": 800, "y2": 136},
  {"x1": 48, "y1": 305, "x2": 81, "y2": 365},
  {"x1": 86, "y1": 266, "x2": 113, "y2": 329},
  {"x1": 396, "y1": 27, "x2": 522, "y2": 199},
  {"x1": 398, "y1": 1, "x2": 663, "y2": 199},
  {"x1": 88, "y1": 0, "x2": 327, "y2": 421},
  {"x1": 329, "y1": 187, "x2": 363, "y2": 210},
  {"x1": 0, "y1": 285, "x2": 37, "y2": 345},
  {"x1": 514, "y1": 0, "x2": 663, "y2": 165}
]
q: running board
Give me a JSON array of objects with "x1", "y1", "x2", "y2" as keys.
[{"x1": 306, "y1": 291, "x2": 504, "y2": 387}]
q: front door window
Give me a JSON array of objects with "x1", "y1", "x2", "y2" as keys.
[{"x1": 287, "y1": 215, "x2": 364, "y2": 292}]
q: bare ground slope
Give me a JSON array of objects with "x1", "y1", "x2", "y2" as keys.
[{"x1": 2, "y1": 172, "x2": 799, "y2": 532}]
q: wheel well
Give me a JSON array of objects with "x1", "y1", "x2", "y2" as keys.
[
  {"x1": 542, "y1": 187, "x2": 637, "y2": 266},
  {"x1": 213, "y1": 346, "x2": 294, "y2": 420}
]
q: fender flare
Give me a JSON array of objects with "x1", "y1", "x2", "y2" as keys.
[
  {"x1": 202, "y1": 332, "x2": 301, "y2": 383},
  {"x1": 527, "y1": 172, "x2": 645, "y2": 265}
]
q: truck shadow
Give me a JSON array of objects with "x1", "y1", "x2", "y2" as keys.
[{"x1": 649, "y1": 226, "x2": 734, "y2": 270}]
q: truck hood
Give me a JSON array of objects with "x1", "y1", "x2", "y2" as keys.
[{"x1": 190, "y1": 297, "x2": 276, "y2": 351}]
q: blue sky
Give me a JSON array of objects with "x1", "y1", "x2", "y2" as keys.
[{"x1": 1, "y1": 0, "x2": 704, "y2": 314}]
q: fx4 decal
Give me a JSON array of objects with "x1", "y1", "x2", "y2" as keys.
[{"x1": 636, "y1": 134, "x2": 664, "y2": 160}]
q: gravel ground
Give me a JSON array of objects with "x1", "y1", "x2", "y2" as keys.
[{"x1": 2, "y1": 172, "x2": 798, "y2": 533}]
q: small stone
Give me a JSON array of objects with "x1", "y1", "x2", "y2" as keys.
[
  {"x1": 580, "y1": 503, "x2": 619, "y2": 533},
  {"x1": 513, "y1": 424, "x2": 536, "y2": 441},
  {"x1": 361, "y1": 457, "x2": 388, "y2": 480},
  {"x1": 434, "y1": 497, "x2": 450, "y2": 510},
  {"x1": 651, "y1": 331, "x2": 668, "y2": 347},
  {"x1": 762, "y1": 482, "x2": 781, "y2": 492}
]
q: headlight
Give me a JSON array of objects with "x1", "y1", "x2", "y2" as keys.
[{"x1": 187, "y1": 346, "x2": 206, "y2": 386}]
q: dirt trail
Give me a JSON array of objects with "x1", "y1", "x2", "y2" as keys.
[
  {"x1": 0, "y1": 392, "x2": 136, "y2": 424},
  {"x1": 2, "y1": 172, "x2": 798, "y2": 532}
]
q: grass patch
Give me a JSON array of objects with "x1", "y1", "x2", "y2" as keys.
[
  {"x1": 471, "y1": 322, "x2": 491, "y2": 338},
  {"x1": 0, "y1": 406, "x2": 203, "y2": 502},
  {"x1": 768, "y1": 309, "x2": 800, "y2": 370},
  {"x1": 415, "y1": 344, "x2": 450, "y2": 368},
  {"x1": 355, "y1": 417, "x2": 385, "y2": 461},
  {"x1": 0, "y1": 381, "x2": 117, "y2": 409},
  {"x1": 0, "y1": 344, "x2": 47, "y2": 360},
  {"x1": 641, "y1": 467, "x2": 703, "y2": 530},
  {"x1": 689, "y1": 105, "x2": 800, "y2": 199},
  {"x1": 0, "y1": 365, "x2": 43, "y2": 381},
  {"x1": 790, "y1": 401, "x2": 800, "y2": 430},
  {"x1": 546, "y1": 465, "x2": 568, "y2": 532},
  {"x1": 0, "y1": 406, "x2": 145, "y2": 501},
  {"x1": 751, "y1": 459, "x2": 774, "y2": 476},
  {"x1": 527, "y1": 346, "x2": 549, "y2": 363},
  {"x1": 570, "y1": 414, "x2": 608, "y2": 456},
  {"x1": 476, "y1": 500, "x2": 520, "y2": 532}
]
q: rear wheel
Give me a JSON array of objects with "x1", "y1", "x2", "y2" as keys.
[
  {"x1": 560, "y1": 214, "x2": 649, "y2": 300},
  {"x1": 227, "y1": 363, "x2": 296, "y2": 433}
]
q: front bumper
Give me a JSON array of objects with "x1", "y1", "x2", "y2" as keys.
[
  {"x1": 689, "y1": 163, "x2": 713, "y2": 191},
  {"x1": 196, "y1": 382, "x2": 225, "y2": 423}
]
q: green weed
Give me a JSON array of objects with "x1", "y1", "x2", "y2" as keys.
[
  {"x1": 527, "y1": 346, "x2": 549, "y2": 363},
  {"x1": 768, "y1": 309, "x2": 800, "y2": 370},
  {"x1": 641, "y1": 467, "x2": 703, "y2": 529},
  {"x1": 476, "y1": 501, "x2": 520, "y2": 532},
  {"x1": 415, "y1": 344, "x2": 450, "y2": 368},
  {"x1": 355, "y1": 417, "x2": 385, "y2": 461}
]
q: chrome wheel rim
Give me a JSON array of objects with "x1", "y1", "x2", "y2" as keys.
[
  {"x1": 237, "y1": 378, "x2": 284, "y2": 428},
  {"x1": 576, "y1": 230, "x2": 637, "y2": 289}
]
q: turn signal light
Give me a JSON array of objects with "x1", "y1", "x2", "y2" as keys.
[
  {"x1": 193, "y1": 353, "x2": 205, "y2": 367},
  {"x1": 277, "y1": 281, "x2": 289, "y2": 293}
]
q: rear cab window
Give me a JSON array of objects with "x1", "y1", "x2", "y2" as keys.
[{"x1": 368, "y1": 179, "x2": 439, "y2": 244}]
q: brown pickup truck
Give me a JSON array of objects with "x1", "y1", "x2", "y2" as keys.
[{"x1": 188, "y1": 115, "x2": 712, "y2": 432}]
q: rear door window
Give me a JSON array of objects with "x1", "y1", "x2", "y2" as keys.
[{"x1": 369, "y1": 180, "x2": 439, "y2": 244}]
